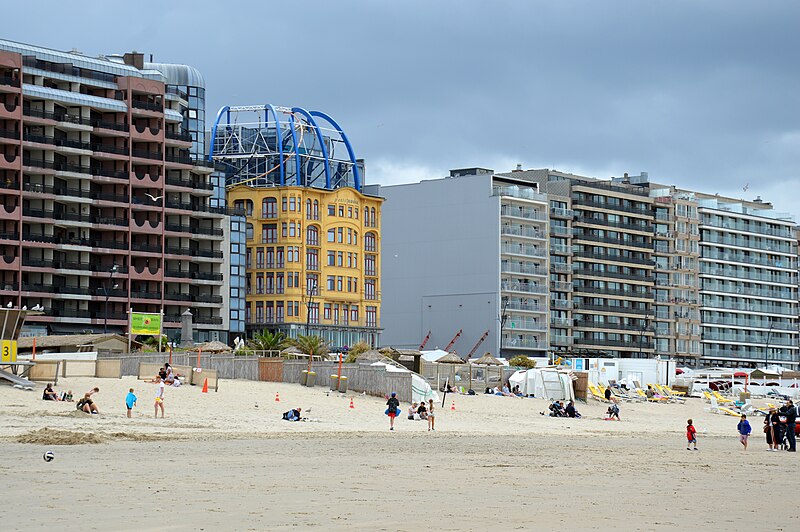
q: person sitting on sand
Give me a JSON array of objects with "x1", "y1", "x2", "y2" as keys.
[
  {"x1": 164, "y1": 363, "x2": 175, "y2": 385},
  {"x1": 446, "y1": 383, "x2": 460, "y2": 394},
  {"x1": 408, "y1": 402, "x2": 418, "y2": 420},
  {"x1": 59, "y1": 389, "x2": 74, "y2": 402},
  {"x1": 606, "y1": 404, "x2": 620, "y2": 421},
  {"x1": 646, "y1": 385, "x2": 655, "y2": 399},
  {"x1": 565, "y1": 400, "x2": 581, "y2": 418},
  {"x1": 282, "y1": 407, "x2": 302, "y2": 421},
  {"x1": 42, "y1": 383, "x2": 60, "y2": 401},
  {"x1": 417, "y1": 400, "x2": 428, "y2": 420},
  {"x1": 76, "y1": 388, "x2": 100, "y2": 414}
]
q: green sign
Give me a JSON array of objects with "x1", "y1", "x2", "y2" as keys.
[{"x1": 130, "y1": 312, "x2": 161, "y2": 335}]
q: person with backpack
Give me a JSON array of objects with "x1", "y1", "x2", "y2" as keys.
[{"x1": 385, "y1": 392, "x2": 400, "y2": 431}]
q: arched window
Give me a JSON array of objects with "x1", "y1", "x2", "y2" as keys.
[
  {"x1": 262, "y1": 197, "x2": 277, "y2": 218},
  {"x1": 365, "y1": 232, "x2": 377, "y2": 252},
  {"x1": 364, "y1": 206, "x2": 370, "y2": 226},
  {"x1": 370, "y1": 207, "x2": 376, "y2": 227},
  {"x1": 306, "y1": 199, "x2": 312, "y2": 219},
  {"x1": 313, "y1": 200, "x2": 319, "y2": 220},
  {"x1": 307, "y1": 225, "x2": 319, "y2": 246}
]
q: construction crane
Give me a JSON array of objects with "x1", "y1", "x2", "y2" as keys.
[
  {"x1": 444, "y1": 329, "x2": 462, "y2": 352},
  {"x1": 466, "y1": 330, "x2": 490, "y2": 359},
  {"x1": 419, "y1": 330, "x2": 432, "y2": 350}
]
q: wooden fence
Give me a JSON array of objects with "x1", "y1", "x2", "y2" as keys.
[{"x1": 96, "y1": 352, "x2": 414, "y2": 402}]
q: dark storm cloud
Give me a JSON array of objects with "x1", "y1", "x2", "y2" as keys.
[{"x1": 6, "y1": 0, "x2": 800, "y2": 211}]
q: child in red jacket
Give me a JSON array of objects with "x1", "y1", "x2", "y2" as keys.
[{"x1": 686, "y1": 418, "x2": 698, "y2": 450}]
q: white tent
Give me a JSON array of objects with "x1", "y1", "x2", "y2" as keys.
[
  {"x1": 508, "y1": 368, "x2": 575, "y2": 401},
  {"x1": 370, "y1": 361, "x2": 440, "y2": 403},
  {"x1": 421, "y1": 349, "x2": 451, "y2": 362}
]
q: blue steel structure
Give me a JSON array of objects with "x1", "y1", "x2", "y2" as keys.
[{"x1": 209, "y1": 105, "x2": 362, "y2": 191}]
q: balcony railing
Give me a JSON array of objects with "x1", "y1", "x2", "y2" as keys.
[
  {"x1": 131, "y1": 99, "x2": 163, "y2": 112},
  {"x1": 501, "y1": 226, "x2": 547, "y2": 240},
  {"x1": 575, "y1": 216, "x2": 653, "y2": 233},
  {"x1": 501, "y1": 243, "x2": 547, "y2": 257},
  {"x1": 91, "y1": 119, "x2": 129, "y2": 132},
  {"x1": 165, "y1": 130, "x2": 193, "y2": 142},
  {"x1": 0, "y1": 74, "x2": 20, "y2": 87},
  {"x1": 573, "y1": 197, "x2": 651, "y2": 216},
  {"x1": 573, "y1": 250, "x2": 655, "y2": 266},
  {"x1": 501, "y1": 281, "x2": 547, "y2": 294}
]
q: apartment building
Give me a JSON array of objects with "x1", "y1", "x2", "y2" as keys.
[
  {"x1": 380, "y1": 168, "x2": 549, "y2": 358},
  {"x1": 211, "y1": 105, "x2": 382, "y2": 348},
  {"x1": 0, "y1": 39, "x2": 232, "y2": 342}
]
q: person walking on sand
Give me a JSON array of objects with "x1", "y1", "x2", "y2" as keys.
[
  {"x1": 125, "y1": 388, "x2": 137, "y2": 418},
  {"x1": 737, "y1": 414, "x2": 751, "y2": 450},
  {"x1": 780, "y1": 400, "x2": 796, "y2": 452},
  {"x1": 686, "y1": 418, "x2": 698, "y2": 450},
  {"x1": 154, "y1": 375, "x2": 165, "y2": 418},
  {"x1": 427, "y1": 398, "x2": 436, "y2": 431},
  {"x1": 386, "y1": 392, "x2": 400, "y2": 431}
]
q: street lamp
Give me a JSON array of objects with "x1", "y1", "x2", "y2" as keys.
[
  {"x1": 499, "y1": 295, "x2": 510, "y2": 357},
  {"x1": 103, "y1": 264, "x2": 118, "y2": 334},
  {"x1": 638, "y1": 316, "x2": 652, "y2": 359},
  {"x1": 305, "y1": 279, "x2": 317, "y2": 336},
  {"x1": 764, "y1": 322, "x2": 774, "y2": 368}
]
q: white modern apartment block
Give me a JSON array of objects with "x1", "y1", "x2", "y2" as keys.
[
  {"x1": 697, "y1": 197, "x2": 798, "y2": 367},
  {"x1": 379, "y1": 168, "x2": 549, "y2": 358}
]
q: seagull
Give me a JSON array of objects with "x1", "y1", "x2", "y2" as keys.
[
  {"x1": 21, "y1": 305, "x2": 27, "y2": 310},
  {"x1": 145, "y1": 193, "x2": 164, "y2": 202},
  {"x1": 6, "y1": 302, "x2": 11, "y2": 308},
  {"x1": 32, "y1": 304, "x2": 41, "y2": 311}
]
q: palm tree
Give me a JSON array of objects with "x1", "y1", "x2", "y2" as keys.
[
  {"x1": 247, "y1": 330, "x2": 287, "y2": 356},
  {"x1": 292, "y1": 334, "x2": 330, "y2": 371}
]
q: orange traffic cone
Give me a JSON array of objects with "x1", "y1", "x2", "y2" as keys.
[
  {"x1": 451, "y1": 400, "x2": 456, "y2": 411},
  {"x1": 202, "y1": 378, "x2": 208, "y2": 394},
  {"x1": 349, "y1": 397, "x2": 355, "y2": 409},
  {"x1": 275, "y1": 392, "x2": 280, "y2": 402}
]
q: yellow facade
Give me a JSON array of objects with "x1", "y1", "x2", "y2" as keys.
[{"x1": 227, "y1": 185, "x2": 382, "y2": 347}]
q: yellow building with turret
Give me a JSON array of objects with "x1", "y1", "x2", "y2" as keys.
[{"x1": 228, "y1": 185, "x2": 382, "y2": 348}]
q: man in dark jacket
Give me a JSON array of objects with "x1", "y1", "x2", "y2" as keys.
[{"x1": 781, "y1": 400, "x2": 796, "y2": 452}]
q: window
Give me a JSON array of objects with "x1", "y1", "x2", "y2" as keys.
[
  {"x1": 308, "y1": 303, "x2": 319, "y2": 324},
  {"x1": 348, "y1": 207, "x2": 353, "y2": 218},
  {"x1": 364, "y1": 207, "x2": 370, "y2": 226},
  {"x1": 370, "y1": 207, "x2": 376, "y2": 227},
  {"x1": 263, "y1": 224, "x2": 277, "y2": 243},
  {"x1": 255, "y1": 302, "x2": 263, "y2": 323},
  {"x1": 307, "y1": 274, "x2": 318, "y2": 295},
  {"x1": 275, "y1": 302, "x2": 284, "y2": 323},
  {"x1": 246, "y1": 248, "x2": 252, "y2": 269},
  {"x1": 337, "y1": 227, "x2": 343, "y2": 243},
  {"x1": 328, "y1": 204, "x2": 335, "y2": 216},
  {"x1": 350, "y1": 305, "x2": 358, "y2": 322},
  {"x1": 256, "y1": 248, "x2": 264, "y2": 269},
  {"x1": 282, "y1": 197, "x2": 288, "y2": 212},
  {"x1": 313, "y1": 200, "x2": 319, "y2": 220},
  {"x1": 365, "y1": 254, "x2": 376, "y2": 276},
  {"x1": 256, "y1": 273, "x2": 264, "y2": 294},
  {"x1": 347, "y1": 228, "x2": 352, "y2": 245},
  {"x1": 339, "y1": 206, "x2": 345, "y2": 217},
  {"x1": 333, "y1": 304, "x2": 340, "y2": 324},
  {"x1": 365, "y1": 232, "x2": 377, "y2": 252},
  {"x1": 266, "y1": 248, "x2": 274, "y2": 268},
  {"x1": 306, "y1": 225, "x2": 319, "y2": 246},
  {"x1": 265, "y1": 273, "x2": 274, "y2": 294},
  {"x1": 246, "y1": 223, "x2": 254, "y2": 240},
  {"x1": 327, "y1": 251, "x2": 335, "y2": 266},
  {"x1": 306, "y1": 199, "x2": 312, "y2": 219},
  {"x1": 327, "y1": 275, "x2": 335, "y2": 291},
  {"x1": 337, "y1": 276, "x2": 343, "y2": 291},
  {"x1": 337, "y1": 251, "x2": 343, "y2": 267},
  {"x1": 276, "y1": 247, "x2": 284, "y2": 268},
  {"x1": 365, "y1": 279, "x2": 376, "y2": 300},
  {"x1": 366, "y1": 306, "x2": 377, "y2": 327},
  {"x1": 289, "y1": 197, "x2": 296, "y2": 211},
  {"x1": 276, "y1": 273, "x2": 284, "y2": 294},
  {"x1": 289, "y1": 222, "x2": 296, "y2": 238},
  {"x1": 324, "y1": 303, "x2": 332, "y2": 320},
  {"x1": 262, "y1": 197, "x2": 277, "y2": 218},
  {"x1": 327, "y1": 229, "x2": 335, "y2": 242},
  {"x1": 282, "y1": 223, "x2": 287, "y2": 238},
  {"x1": 306, "y1": 249, "x2": 318, "y2": 271}
]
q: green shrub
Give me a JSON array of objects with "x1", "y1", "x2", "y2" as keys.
[{"x1": 509, "y1": 355, "x2": 537, "y2": 369}]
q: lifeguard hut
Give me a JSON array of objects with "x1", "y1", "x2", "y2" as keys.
[{"x1": 0, "y1": 308, "x2": 35, "y2": 389}]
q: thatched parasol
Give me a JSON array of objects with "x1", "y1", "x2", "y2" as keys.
[
  {"x1": 473, "y1": 352, "x2": 503, "y2": 366},
  {"x1": 356, "y1": 349, "x2": 387, "y2": 362},
  {"x1": 189, "y1": 340, "x2": 232, "y2": 353},
  {"x1": 436, "y1": 352, "x2": 466, "y2": 364}
]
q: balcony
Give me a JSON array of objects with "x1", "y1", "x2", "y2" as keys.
[
  {"x1": 91, "y1": 119, "x2": 129, "y2": 133},
  {"x1": 551, "y1": 298, "x2": 574, "y2": 309},
  {"x1": 501, "y1": 263, "x2": 546, "y2": 277},
  {"x1": 501, "y1": 226, "x2": 547, "y2": 240},
  {"x1": 550, "y1": 281, "x2": 573, "y2": 292},
  {"x1": 501, "y1": 281, "x2": 547, "y2": 294},
  {"x1": 575, "y1": 216, "x2": 653, "y2": 233},
  {"x1": 501, "y1": 243, "x2": 547, "y2": 257},
  {"x1": 0, "y1": 74, "x2": 21, "y2": 88},
  {"x1": 550, "y1": 243, "x2": 572, "y2": 255},
  {"x1": 701, "y1": 218, "x2": 794, "y2": 239},
  {"x1": 131, "y1": 218, "x2": 162, "y2": 232},
  {"x1": 701, "y1": 250, "x2": 794, "y2": 270},
  {"x1": 550, "y1": 335, "x2": 575, "y2": 346},
  {"x1": 701, "y1": 281, "x2": 795, "y2": 300},
  {"x1": 572, "y1": 267, "x2": 652, "y2": 282},
  {"x1": 494, "y1": 186, "x2": 547, "y2": 203},
  {"x1": 574, "y1": 285, "x2": 653, "y2": 299},
  {"x1": 573, "y1": 197, "x2": 651, "y2": 216},
  {"x1": 506, "y1": 319, "x2": 547, "y2": 332},
  {"x1": 550, "y1": 262, "x2": 572, "y2": 274},
  {"x1": 575, "y1": 337, "x2": 654, "y2": 350},
  {"x1": 550, "y1": 207, "x2": 575, "y2": 219},
  {"x1": 0, "y1": 231, "x2": 20, "y2": 241},
  {"x1": 574, "y1": 302, "x2": 651, "y2": 316},
  {"x1": 574, "y1": 320, "x2": 652, "y2": 333},
  {"x1": 92, "y1": 143, "x2": 129, "y2": 156},
  {"x1": 130, "y1": 291, "x2": 162, "y2": 300},
  {"x1": 131, "y1": 99, "x2": 163, "y2": 112},
  {"x1": 131, "y1": 148, "x2": 162, "y2": 161},
  {"x1": 0, "y1": 127, "x2": 20, "y2": 140},
  {"x1": 500, "y1": 205, "x2": 547, "y2": 221},
  {"x1": 23, "y1": 133, "x2": 92, "y2": 151},
  {"x1": 164, "y1": 152, "x2": 192, "y2": 165},
  {"x1": 574, "y1": 233, "x2": 652, "y2": 250},
  {"x1": 165, "y1": 130, "x2": 193, "y2": 143},
  {"x1": 699, "y1": 265, "x2": 794, "y2": 285},
  {"x1": 550, "y1": 317, "x2": 573, "y2": 327},
  {"x1": 573, "y1": 250, "x2": 654, "y2": 266}
]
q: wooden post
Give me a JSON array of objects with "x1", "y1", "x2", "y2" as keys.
[
  {"x1": 197, "y1": 348, "x2": 202, "y2": 369},
  {"x1": 32, "y1": 337, "x2": 36, "y2": 361}
]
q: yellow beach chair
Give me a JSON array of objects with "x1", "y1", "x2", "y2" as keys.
[
  {"x1": 712, "y1": 391, "x2": 734, "y2": 404},
  {"x1": 589, "y1": 383, "x2": 610, "y2": 403},
  {"x1": 664, "y1": 385, "x2": 686, "y2": 397}
]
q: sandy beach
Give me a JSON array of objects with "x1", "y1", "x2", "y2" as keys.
[{"x1": 1, "y1": 376, "x2": 797, "y2": 531}]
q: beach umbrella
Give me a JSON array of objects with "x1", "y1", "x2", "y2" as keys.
[
  {"x1": 733, "y1": 371, "x2": 748, "y2": 378},
  {"x1": 473, "y1": 352, "x2": 503, "y2": 366},
  {"x1": 675, "y1": 368, "x2": 684, "y2": 375},
  {"x1": 189, "y1": 340, "x2": 231, "y2": 353},
  {"x1": 435, "y1": 352, "x2": 466, "y2": 364}
]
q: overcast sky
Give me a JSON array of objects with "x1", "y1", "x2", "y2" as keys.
[{"x1": 7, "y1": 1, "x2": 800, "y2": 214}]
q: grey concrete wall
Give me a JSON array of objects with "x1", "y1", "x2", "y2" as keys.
[{"x1": 380, "y1": 174, "x2": 500, "y2": 354}]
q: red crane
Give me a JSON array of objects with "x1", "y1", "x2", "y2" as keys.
[
  {"x1": 419, "y1": 330, "x2": 432, "y2": 350},
  {"x1": 444, "y1": 329, "x2": 463, "y2": 352},
  {"x1": 466, "y1": 330, "x2": 490, "y2": 359}
]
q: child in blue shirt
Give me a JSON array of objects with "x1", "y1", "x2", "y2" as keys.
[
  {"x1": 737, "y1": 414, "x2": 751, "y2": 450},
  {"x1": 125, "y1": 388, "x2": 137, "y2": 418}
]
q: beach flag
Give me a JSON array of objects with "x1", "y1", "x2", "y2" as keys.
[
  {"x1": 349, "y1": 397, "x2": 355, "y2": 409},
  {"x1": 201, "y1": 378, "x2": 208, "y2": 393},
  {"x1": 451, "y1": 400, "x2": 456, "y2": 411},
  {"x1": 275, "y1": 392, "x2": 280, "y2": 402}
]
